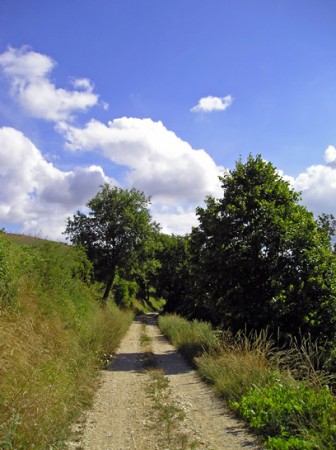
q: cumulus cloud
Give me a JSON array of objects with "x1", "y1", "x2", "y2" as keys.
[
  {"x1": 0, "y1": 127, "x2": 110, "y2": 239},
  {"x1": 324, "y1": 145, "x2": 336, "y2": 164},
  {"x1": 191, "y1": 95, "x2": 233, "y2": 113},
  {"x1": 0, "y1": 46, "x2": 98, "y2": 122},
  {"x1": 151, "y1": 206, "x2": 199, "y2": 235},
  {"x1": 60, "y1": 117, "x2": 224, "y2": 206},
  {"x1": 292, "y1": 163, "x2": 336, "y2": 216}
]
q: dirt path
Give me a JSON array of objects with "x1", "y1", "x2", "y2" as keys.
[{"x1": 67, "y1": 315, "x2": 262, "y2": 450}]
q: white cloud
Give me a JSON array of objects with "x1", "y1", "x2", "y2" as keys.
[
  {"x1": 191, "y1": 95, "x2": 233, "y2": 113},
  {"x1": 71, "y1": 78, "x2": 93, "y2": 91},
  {"x1": 151, "y1": 206, "x2": 198, "y2": 235},
  {"x1": 0, "y1": 46, "x2": 98, "y2": 122},
  {"x1": 292, "y1": 163, "x2": 336, "y2": 216},
  {"x1": 0, "y1": 45, "x2": 53, "y2": 79},
  {"x1": 3, "y1": 123, "x2": 336, "y2": 238},
  {"x1": 0, "y1": 127, "x2": 110, "y2": 239},
  {"x1": 60, "y1": 117, "x2": 224, "y2": 206},
  {"x1": 324, "y1": 145, "x2": 336, "y2": 164}
]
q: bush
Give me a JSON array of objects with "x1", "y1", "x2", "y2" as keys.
[
  {"x1": 113, "y1": 275, "x2": 138, "y2": 308},
  {"x1": 234, "y1": 381, "x2": 336, "y2": 449}
]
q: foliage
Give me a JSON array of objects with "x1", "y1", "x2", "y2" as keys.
[
  {"x1": 234, "y1": 381, "x2": 336, "y2": 449},
  {"x1": 64, "y1": 184, "x2": 159, "y2": 301},
  {"x1": 133, "y1": 229, "x2": 162, "y2": 303},
  {"x1": 113, "y1": 273, "x2": 139, "y2": 308},
  {"x1": 153, "y1": 234, "x2": 192, "y2": 314},
  {"x1": 190, "y1": 154, "x2": 336, "y2": 342},
  {"x1": 318, "y1": 213, "x2": 336, "y2": 253},
  {"x1": 0, "y1": 232, "x2": 133, "y2": 449}
]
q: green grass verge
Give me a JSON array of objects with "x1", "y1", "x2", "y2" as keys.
[
  {"x1": 158, "y1": 313, "x2": 219, "y2": 362},
  {"x1": 158, "y1": 314, "x2": 336, "y2": 449}
]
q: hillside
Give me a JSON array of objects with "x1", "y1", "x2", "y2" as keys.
[{"x1": 0, "y1": 231, "x2": 133, "y2": 449}]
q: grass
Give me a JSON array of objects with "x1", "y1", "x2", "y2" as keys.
[
  {"x1": 0, "y1": 232, "x2": 133, "y2": 449},
  {"x1": 145, "y1": 368, "x2": 199, "y2": 449},
  {"x1": 159, "y1": 314, "x2": 336, "y2": 450},
  {"x1": 158, "y1": 313, "x2": 219, "y2": 363},
  {"x1": 139, "y1": 321, "x2": 157, "y2": 369},
  {"x1": 139, "y1": 318, "x2": 199, "y2": 449},
  {"x1": 3, "y1": 232, "x2": 52, "y2": 246}
]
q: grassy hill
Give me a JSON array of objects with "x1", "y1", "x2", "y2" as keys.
[{"x1": 0, "y1": 231, "x2": 133, "y2": 449}]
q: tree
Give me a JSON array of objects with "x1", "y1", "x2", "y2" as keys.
[
  {"x1": 318, "y1": 213, "x2": 336, "y2": 253},
  {"x1": 153, "y1": 234, "x2": 191, "y2": 313},
  {"x1": 190, "y1": 155, "x2": 336, "y2": 342},
  {"x1": 64, "y1": 184, "x2": 159, "y2": 302},
  {"x1": 129, "y1": 227, "x2": 162, "y2": 305}
]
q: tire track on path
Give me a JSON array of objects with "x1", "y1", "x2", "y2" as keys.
[{"x1": 67, "y1": 314, "x2": 262, "y2": 450}]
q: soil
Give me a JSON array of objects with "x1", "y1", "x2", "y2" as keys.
[{"x1": 67, "y1": 314, "x2": 263, "y2": 450}]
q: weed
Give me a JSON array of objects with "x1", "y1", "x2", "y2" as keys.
[
  {"x1": 146, "y1": 368, "x2": 199, "y2": 449},
  {"x1": 233, "y1": 381, "x2": 336, "y2": 449},
  {"x1": 140, "y1": 318, "x2": 199, "y2": 449},
  {"x1": 196, "y1": 329, "x2": 275, "y2": 403},
  {"x1": 139, "y1": 321, "x2": 157, "y2": 369},
  {"x1": 140, "y1": 330, "x2": 153, "y2": 347}
]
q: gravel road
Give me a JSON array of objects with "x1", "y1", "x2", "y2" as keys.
[{"x1": 67, "y1": 314, "x2": 262, "y2": 450}]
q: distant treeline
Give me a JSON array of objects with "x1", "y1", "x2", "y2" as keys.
[{"x1": 65, "y1": 154, "x2": 336, "y2": 369}]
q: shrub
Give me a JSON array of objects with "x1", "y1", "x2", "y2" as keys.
[
  {"x1": 113, "y1": 275, "x2": 138, "y2": 308},
  {"x1": 234, "y1": 381, "x2": 336, "y2": 449}
]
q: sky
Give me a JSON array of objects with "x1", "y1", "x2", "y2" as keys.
[{"x1": 0, "y1": 0, "x2": 336, "y2": 240}]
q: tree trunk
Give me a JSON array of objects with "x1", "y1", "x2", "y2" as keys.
[{"x1": 102, "y1": 268, "x2": 115, "y2": 303}]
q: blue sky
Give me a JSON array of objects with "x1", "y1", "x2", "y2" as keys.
[{"x1": 0, "y1": 0, "x2": 336, "y2": 239}]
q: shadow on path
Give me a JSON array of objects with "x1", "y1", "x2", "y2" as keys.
[
  {"x1": 105, "y1": 313, "x2": 194, "y2": 375},
  {"x1": 106, "y1": 350, "x2": 193, "y2": 375}
]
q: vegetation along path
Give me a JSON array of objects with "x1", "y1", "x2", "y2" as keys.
[{"x1": 67, "y1": 314, "x2": 261, "y2": 450}]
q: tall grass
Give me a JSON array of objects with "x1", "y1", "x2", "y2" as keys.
[
  {"x1": 197, "y1": 330, "x2": 275, "y2": 403},
  {"x1": 159, "y1": 314, "x2": 336, "y2": 449},
  {"x1": 0, "y1": 232, "x2": 133, "y2": 449},
  {"x1": 158, "y1": 314, "x2": 219, "y2": 362}
]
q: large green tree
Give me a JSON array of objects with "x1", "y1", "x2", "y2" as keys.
[
  {"x1": 65, "y1": 184, "x2": 158, "y2": 302},
  {"x1": 190, "y1": 155, "x2": 336, "y2": 342},
  {"x1": 153, "y1": 234, "x2": 191, "y2": 313}
]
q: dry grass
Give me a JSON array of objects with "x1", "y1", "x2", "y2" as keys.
[
  {"x1": 0, "y1": 233, "x2": 133, "y2": 449},
  {"x1": 0, "y1": 293, "x2": 89, "y2": 448},
  {"x1": 0, "y1": 288, "x2": 133, "y2": 449},
  {"x1": 196, "y1": 329, "x2": 273, "y2": 402}
]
